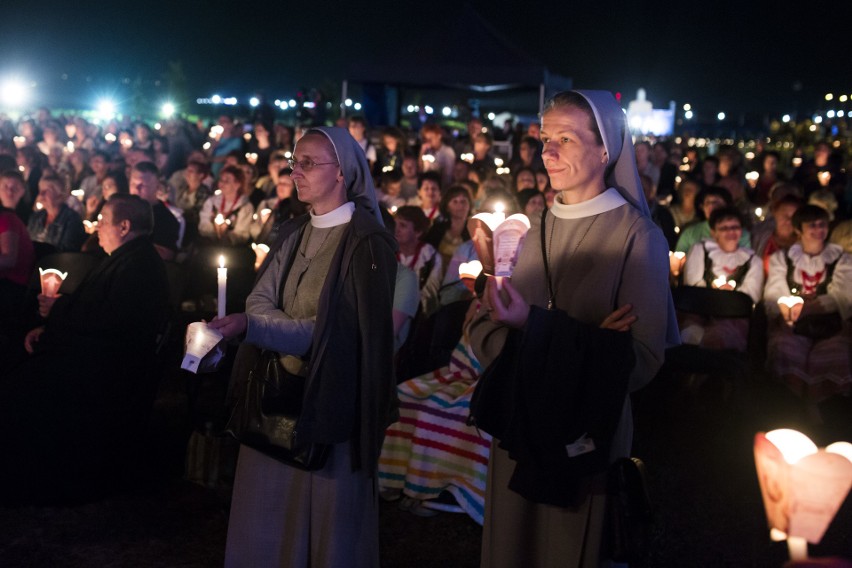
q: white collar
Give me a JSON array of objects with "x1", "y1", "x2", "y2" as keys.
[
  {"x1": 311, "y1": 201, "x2": 355, "y2": 228},
  {"x1": 550, "y1": 187, "x2": 627, "y2": 219}
]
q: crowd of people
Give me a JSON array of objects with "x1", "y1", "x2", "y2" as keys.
[{"x1": 0, "y1": 96, "x2": 850, "y2": 565}]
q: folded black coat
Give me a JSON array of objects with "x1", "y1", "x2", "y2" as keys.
[{"x1": 470, "y1": 305, "x2": 634, "y2": 507}]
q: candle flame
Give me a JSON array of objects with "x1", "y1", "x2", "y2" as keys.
[
  {"x1": 494, "y1": 201, "x2": 505, "y2": 214},
  {"x1": 219, "y1": 255, "x2": 225, "y2": 269}
]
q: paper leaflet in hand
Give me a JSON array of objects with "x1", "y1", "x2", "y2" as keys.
[
  {"x1": 467, "y1": 209, "x2": 530, "y2": 279},
  {"x1": 39, "y1": 268, "x2": 68, "y2": 297},
  {"x1": 182, "y1": 321, "x2": 226, "y2": 374}
]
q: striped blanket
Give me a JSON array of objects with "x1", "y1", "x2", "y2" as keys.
[{"x1": 378, "y1": 340, "x2": 492, "y2": 525}]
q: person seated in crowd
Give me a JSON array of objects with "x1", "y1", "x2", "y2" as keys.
[
  {"x1": 634, "y1": 140, "x2": 660, "y2": 192},
  {"x1": 750, "y1": 151, "x2": 786, "y2": 206},
  {"x1": 84, "y1": 171, "x2": 128, "y2": 224},
  {"x1": 680, "y1": 207, "x2": 763, "y2": 351},
  {"x1": 251, "y1": 150, "x2": 289, "y2": 207},
  {"x1": 27, "y1": 174, "x2": 86, "y2": 253},
  {"x1": 763, "y1": 204, "x2": 852, "y2": 421},
  {"x1": 512, "y1": 166, "x2": 537, "y2": 193},
  {"x1": 348, "y1": 115, "x2": 376, "y2": 169},
  {"x1": 16, "y1": 145, "x2": 44, "y2": 222},
  {"x1": 173, "y1": 160, "x2": 212, "y2": 247},
  {"x1": 399, "y1": 153, "x2": 420, "y2": 201},
  {"x1": 375, "y1": 170, "x2": 406, "y2": 210},
  {"x1": 669, "y1": 177, "x2": 700, "y2": 230},
  {"x1": 470, "y1": 131, "x2": 497, "y2": 180},
  {"x1": 250, "y1": 167, "x2": 306, "y2": 245},
  {"x1": 752, "y1": 194, "x2": 804, "y2": 275},
  {"x1": 675, "y1": 185, "x2": 751, "y2": 253},
  {"x1": 0, "y1": 173, "x2": 35, "y2": 318},
  {"x1": 198, "y1": 165, "x2": 254, "y2": 246},
  {"x1": 516, "y1": 188, "x2": 546, "y2": 218},
  {"x1": 652, "y1": 141, "x2": 678, "y2": 201},
  {"x1": 424, "y1": 185, "x2": 472, "y2": 280},
  {"x1": 696, "y1": 155, "x2": 720, "y2": 190},
  {"x1": 419, "y1": 124, "x2": 456, "y2": 189},
  {"x1": 508, "y1": 135, "x2": 544, "y2": 172},
  {"x1": 379, "y1": 320, "x2": 490, "y2": 524},
  {"x1": 208, "y1": 116, "x2": 244, "y2": 178},
  {"x1": 0, "y1": 194, "x2": 170, "y2": 504},
  {"x1": 67, "y1": 148, "x2": 93, "y2": 192},
  {"x1": 408, "y1": 171, "x2": 442, "y2": 223},
  {"x1": 128, "y1": 161, "x2": 181, "y2": 260},
  {"x1": 395, "y1": 205, "x2": 443, "y2": 316},
  {"x1": 374, "y1": 126, "x2": 406, "y2": 178}
]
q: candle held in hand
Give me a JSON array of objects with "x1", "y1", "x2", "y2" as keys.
[{"x1": 217, "y1": 255, "x2": 227, "y2": 319}]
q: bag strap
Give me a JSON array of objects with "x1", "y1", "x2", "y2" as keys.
[{"x1": 540, "y1": 207, "x2": 555, "y2": 310}]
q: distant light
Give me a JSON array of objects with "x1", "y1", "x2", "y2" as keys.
[
  {"x1": 825, "y1": 93, "x2": 834, "y2": 101},
  {"x1": 161, "y1": 102, "x2": 176, "y2": 118},
  {"x1": 303, "y1": 101, "x2": 316, "y2": 109},
  {"x1": 717, "y1": 112, "x2": 726, "y2": 121},
  {"x1": 682, "y1": 103, "x2": 691, "y2": 111},
  {"x1": 841, "y1": 95, "x2": 849, "y2": 103},
  {"x1": 827, "y1": 110, "x2": 836, "y2": 118},
  {"x1": 442, "y1": 106, "x2": 452, "y2": 117},
  {"x1": 274, "y1": 99, "x2": 281, "y2": 106},
  {"x1": 345, "y1": 98, "x2": 353, "y2": 107},
  {"x1": 424, "y1": 105, "x2": 434, "y2": 115},
  {"x1": 211, "y1": 94, "x2": 222, "y2": 105},
  {"x1": 406, "y1": 105, "x2": 415, "y2": 113},
  {"x1": 104, "y1": 133, "x2": 117, "y2": 143},
  {"x1": 814, "y1": 115, "x2": 823, "y2": 124},
  {"x1": 224, "y1": 97, "x2": 238, "y2": 106},
  {"x1": 353, "y1": 102, "x2": 362, "y2": 111},
  {"x1": 249, "y1": 96, "x2": 260, "y2": 107},
  {"x1": 487, "y1": 112, "x2": 496, "y2": 120},
  {"x1": 0, "y1": 79, "x2": 28, "y2": 107},
  {"x1": 745, "y1": 151, "x2": 755, "y2": 160},
  {"x1": 154, "y1": 123, "x2": 161, "y2": 130},
  {"x1": 684, "y1": 110, "x2": 693, "y2": 120},
  {"x1": 96, "y1": 99, "x2": 116, "y2": 121},
  {"x1": 288, "y1": 99, "x2": 296, "y2": 108},
  {"x1": 782, "y1": 114, "x2": 790, "y2": 123},
  {"x1": 839, "y1": 110, "x2": 846, "y2": 118}
]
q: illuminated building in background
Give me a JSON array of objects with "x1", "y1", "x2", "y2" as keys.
[{"x1": 626, "y1": 88, "x2": 675, "y2": 136}]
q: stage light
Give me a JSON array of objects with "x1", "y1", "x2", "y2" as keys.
[
  {"x1": 249, "y1": 97, "x2": 259, "y2": 107},
  {"x1": 1, "y1": 79, "x2": 28, "y2": 107},
  {"x1": 161, "y1": 102, "x2": 176, "y2": 118},
  {"x1": 96, "y1": 99, "x2": 116, "y2": 121}
]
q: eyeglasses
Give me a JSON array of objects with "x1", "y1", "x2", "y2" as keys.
[
  {"x1": 287, "y1": 158, "x2": 339, "y2": 171},
  {"x1": 715, "y1": 224, "x2": 742, "y2": 232}
]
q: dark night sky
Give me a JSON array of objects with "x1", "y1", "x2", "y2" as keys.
[{"x1": 1, "y1": 0, "x2": 849, "y2": 118}]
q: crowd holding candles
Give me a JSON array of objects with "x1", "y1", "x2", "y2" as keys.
[{"x1": 0, "y1": 94, "x2": 851, "y2": 562}]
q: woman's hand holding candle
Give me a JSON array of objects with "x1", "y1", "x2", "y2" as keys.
[
  {"x1": 207, "y1": 313, "x2": 247, "y2": 341},
  {"x1": 484, "y1": 276, "x2": 529, "y2": 329}
]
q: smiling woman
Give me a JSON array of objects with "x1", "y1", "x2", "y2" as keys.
[{"x1": 469, "y1": 90, "x2": 678, "y2": 567}]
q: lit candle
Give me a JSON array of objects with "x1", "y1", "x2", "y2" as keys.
[
  {"x1": 493, "y1": 201, "x2": 506, "y2": 225},
  {"x1": 817, "y1": 171, "x2": 831, "y2": 186},
  {"x1": 746, "y1": 171, "x2": 759, "y2": 188},
  {"x1": 259, "y1": 208, "x2": 272, "y2": 225},
  {"x1": 251, "y1": 243, "x2": 270, "y2": 271},
  {"x1": 669, "y1": 251, "x2": 686, "y2": 276},
  {"x1": 217, "y1": 255, "x2": 227, "y2": 319},
  {"x1": 777, "y1": 295, "x2": 804, "y2": 325},
  {"x1": 71, "y1": 189, "x2": 85, "y2": 202},
  {"x1": 214, "y1": 213, "x2": 226, "y2": 225},
  {"x1": 712, "y1": 275, "x2": 728, "y2": 288}
]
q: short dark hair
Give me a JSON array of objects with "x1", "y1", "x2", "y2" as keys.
[
  {"x1": 220, "y1": 164, "x2": 246, "y2": 185},
  {"x1": 792, "y1": 204, "x2": 829, "y2": 231},
  {"x1": 395, "y1": 205, "x2": 430, "y2": 235},
  {"x1": 708, "y1": 206, "x2": 743, "y2": 230},
  {"x1": 380, "y1": 170, "x2": 403, "y2": 186},
  {"x1": 106, "y1": 193, "x2": 153, "y2": 235},
  {"x1": 348, "y1": 116, "x2": 367, "y2": 128},
  {"x1": 133, "y1": 161, "x2": 160, "y2": 177},
  {"x1": 418, "y1": 170, "x2": 442, "y2": 190}
]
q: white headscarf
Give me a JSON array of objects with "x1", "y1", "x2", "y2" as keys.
[
  {"x1": 306, "y1": 126, "x2": 384, "y2": 226},
  {"x1": 573, "y1": 90, "x2": 650, "y2": 217}
]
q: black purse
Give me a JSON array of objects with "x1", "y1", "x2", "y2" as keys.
[
  {"x1": 225, "y1": 350, "x2": 330, "y2": 471},
  {"x1": 793, "y1": 312, "x2": 843, "y2": 341}
]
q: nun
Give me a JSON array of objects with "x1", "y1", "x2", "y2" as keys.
[
  {"x1": 210, "y1": 126, "x2": 398, "y2": 567},
  {"x1": 470, "y1": 91, "x2": 679, "y2": 567}
]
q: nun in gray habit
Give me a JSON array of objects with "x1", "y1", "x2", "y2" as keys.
[
  {"x1": 470, "y1": 91, "x2": 679, "y2": 567},
  {"x1": 218, "y1": 126, "x2": 398, "y2": 568}
]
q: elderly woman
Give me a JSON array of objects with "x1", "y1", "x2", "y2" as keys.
[
  {"x1": 764, "y1": 204, "x2": 852, "y2": 419},
  {"x1": 209, "y1": 127, "x2": 397, "y2": 567},
  {"x1": 469, "y1": 91, "x2": 677, "y2": 567},
  {"x1": 27, "y1": 174, "x2": 86, "y2": 252},
  {"x1": 0, "y1": 194, "x2": 169, "y2": 504}
]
